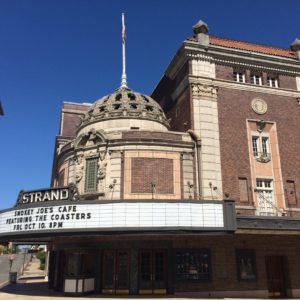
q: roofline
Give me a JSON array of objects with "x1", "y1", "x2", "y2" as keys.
[
  {"x1": 185, "y1": 39, "x2": 299, "y2": 64},
  {"x1": 207, "y1": 34, "x2": 293, "y2": 55},
  {"x1": 63, "y1": 101, "x2": 92, "y2": 106}
]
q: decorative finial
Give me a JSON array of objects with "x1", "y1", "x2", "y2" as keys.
[
  {"x1": 121, "y1": 13, "x2": 128, "y2": 88},
  {"x1": 192, "y1": 20, "x2": 209, "y2": 34}
]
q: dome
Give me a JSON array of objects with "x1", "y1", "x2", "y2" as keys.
[{"x1": 77, "y1": 87, "x2": 170, "y2": 132}]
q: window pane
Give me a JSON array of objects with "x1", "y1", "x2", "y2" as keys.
[
  {"x1": 82, "y1": 252, "x2": 96, "y2": 276},
  {"x1": 256, "y1": 179, "x2": 263, "y2": 187},
  {"x1": 65, "y1": 253, "x2": 81, "y2": 276},
  {"x1": 85, "y1": 158, "x2": 98, "y2": 193},
  {"x1": 252, "y1": 137, "x2": 258, "y2": 156},
  {"x1": 175, "y1": 251, "x2": 210, "y2": 281},
  {"x1": 256, "y1": 179, "x2": 275, "y2": 216},
  {"x1": 262, "y1": 138, "x2": 268, "y2": 154},
  {"x1": 233, "y1": 72, "x2": 238, "y2": 81},
  {"x1": 266, "y1": 181, "x2": 271, "y2": 188}
]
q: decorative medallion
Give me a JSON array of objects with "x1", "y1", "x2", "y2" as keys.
[{"x1": 251, "y1": 98, "x2": 268, "y2": 115}]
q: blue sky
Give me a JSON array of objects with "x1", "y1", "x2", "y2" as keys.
[{"x1": 0, "y1": 0, "x2": 299, "y2": 209}]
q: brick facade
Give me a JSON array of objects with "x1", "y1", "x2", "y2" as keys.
[
  {"x1": 60, "y1": 102, "x2": 90, "y2": 137},
  {"x1": 131, "y1": 157, "x2": 174, "y2": 194},
  {"x1": 218, "y1": 86, "x2": 300, "y2": 212},
  {"x1": 122, "y1": 131, "x2": 182, "y2": 141},
  {"x1": 152, "y1": 62, "x2": 192, "y2": 132}
]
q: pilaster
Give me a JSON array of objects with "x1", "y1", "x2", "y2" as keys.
[{"x1": 190, "y1": 81, "x2": 223, "y2": 200}]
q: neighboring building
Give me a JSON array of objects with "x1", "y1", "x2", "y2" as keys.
[
  {"x1": 151, "y1": 21, "x2": 300, "y2": 297},
  {"x1": 0, "y1": 20, "x2": 300, "y2": 298}
]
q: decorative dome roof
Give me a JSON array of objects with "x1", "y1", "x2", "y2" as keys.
[{"x1": 78, "y1": 87, "x2": 170, "y2": 131}]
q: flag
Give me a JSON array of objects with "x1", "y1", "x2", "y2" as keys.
[{"x1": 122, "y1": 13, "x2": 126, "y2": 44}]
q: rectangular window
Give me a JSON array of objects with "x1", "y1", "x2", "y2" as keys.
[
  {"x1": 252, "y1": 136, "x2": 259, "y2": 157},
  {"x1": 233, "y1": 71, "x2": 245, "y2": 83},
  {"x1": 286, "y1": 180, "x2": 297, "y2": 205},
  {"x1": 267, "y1": 76, "x2": 278, "y2": 88},
  {"x1": 238, "y1": 178, "x2": 249, "y2": 203},
  {"x1": 252, "y1": 136, "x2": 270, "y2": 161},
  {"x1": 175, "y1": 250, "x2": 210, "y2": 281},
  {"x1": 256, "y1": 179, "x2": 276, "y2": 216},
  {"x1": 261, "y1": 137, "x2": 269, "y2": 155},
  {"x1": 85, "y1": 158, "x2": 98, "y2": 193},
  {"x1": 236, "y1": 249, "x2": 257, "y2": 281},
  {"x1": 65, "y1": 252, "x2": 96, "y2": 276},
  {"x1": 250, "y1": 74, "x2": 262, "y2": 85}
]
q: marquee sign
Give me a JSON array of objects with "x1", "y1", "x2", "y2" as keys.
[
  {"x1": 15, "y1": 184, "x2": 79, "y2": 206},
  {"x1": 0, "y1": 201, "x2": 236, "y2": 236}
]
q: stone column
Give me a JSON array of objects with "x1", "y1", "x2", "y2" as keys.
[
  {"x1": 181, "y1": 152, "x2": 195, "y2": 199},
  {"x1": 107, "y1": 151, "x2": 122, "y2": 200},
  {"x1": 190, "y1": 82, "x2": 223, "y2": 200}
]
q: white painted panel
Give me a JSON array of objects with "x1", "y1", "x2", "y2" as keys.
[
  {"x1": 84, "y1": 278, "x2": 95, "y2": 292},
  {"x1": 64, "y1": 279, "x2": 77, "y2": 293},
  {"x1": 0, "y1": 202, "x2": 224, "y2": 234}
]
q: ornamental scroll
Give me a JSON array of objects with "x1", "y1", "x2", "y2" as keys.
[{"x1": 191, "y1": 83, "x2": 218, "y2": 98}]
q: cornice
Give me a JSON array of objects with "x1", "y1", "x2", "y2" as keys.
[
  {"x1": 165, "y1": 42, "x2": 300, "y2": 82},
  {"x1": 184, "y1": 41, "x2": 300, "y2": 73},
  {"x1": 62, "y1": 108, "x2": 87, "y2": 115},
  {"x1": 188, "y1": 75, "x2": 300, "y2": 98}
]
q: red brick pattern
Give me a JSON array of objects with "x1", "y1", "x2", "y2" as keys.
[
  {"x1": 131, "y1": 157, "x2": 174, "y2": 194},
  {"x1": 187, "y1": 35, "x2": 296, "y2": 58},
  {"x1": 215, "y1": 64, "x2": 297, "y2": 90},
  {"x1": 173, "y1": 234, "x2": 300, "y2": 292},
  {"x1": 63, "y1": 103, "x2": 91, "y2": 111},
  {"x1": 218, "y1": 86, "x2": 300, "y2": 210},
  {"x1": 151, "y1": 61, "x2": 192, "y2": 132},
  {"x1": 122, "y1": 131, "x2": 182, "y2": 141},
  {"x1": 61, "y1": 113, "x2": 83, "y2": 137}
]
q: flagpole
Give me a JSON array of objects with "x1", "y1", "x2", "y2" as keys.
[{"x1": 121, "y1": 13, "x2": 128, "y2": 88}]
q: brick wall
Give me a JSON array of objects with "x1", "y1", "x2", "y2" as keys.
[
  {"x1": 215, "y1": 64, "x2": 297, "y2": 90},
  {"x1": 151, "y1": 61, "x2": 191, "y2": 132},
  {"x1": 173, "y1": 234, "x2": 300, "y2": 293},
  {"x1": 122, "y1": 131, "x2": 182, "y2": 141},
  {"x1": 218, "y1": 87, "x2": 300, "y2": 211},
  {"x1": 61, "y1": 113, "x2": 83, "y2": 137},
  {"x1": 60, "y1": 103, "x2": 91, "y2": 137},
  {"x1": 131, "y1": 157, "x2": 174, "y2": 194}
]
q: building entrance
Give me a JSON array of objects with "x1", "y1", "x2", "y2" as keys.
[
  {"x1": 102, "y1": 249, "x2": 130, "y2": 294},
  {"x1": 139, "y1": 249, "x2": 167, "y2": 294},
  {"x1": 265, "y1": 256, "x2": 287, "y2": 297}
]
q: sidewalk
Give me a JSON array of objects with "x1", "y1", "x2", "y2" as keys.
[
  {"x1": 0, "y1": 255, "x2": 50, "y2": 299},
  {"x1": 17, "y1": 256, "x2": 46, "y2": 283}
]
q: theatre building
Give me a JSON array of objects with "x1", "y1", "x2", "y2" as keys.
[{"x1": 1, "y1": 20, "x2": 300, "y2": 298}]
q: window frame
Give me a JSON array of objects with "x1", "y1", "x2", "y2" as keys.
[
  {"x1": 236, "y1": 249, "x2": 257, "y2": 282},
  {"x1": 175, "y1": 249, "x2": 211, "y2": 282},
  {"x1": 233, "y1": 71, "x2": 245, "y2": 83},
  {"x1": 250, "y1": 73, "x2": 262, "y2": 85},
  {"x1": 256, "y1": 179, "x2": 276, "y2": 216},
  {"x1": 64, "y1": 251, "x2": 96, "y2": 277},
  {"x1": 84, "y1": 158, "x2": 98, "y2": 193},
  {"x1": 267, "y1": 76, "x2": 279, "y2": 88},
  {"x1": 251, "y1": 135, "x2": 270, "y2": 159}
]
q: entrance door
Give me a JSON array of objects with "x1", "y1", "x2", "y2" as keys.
[
  {"x1": 139, "y1": 249, "x2": 167, "y2": 294},
  {"x1": 265, "y1": 256, "x2": 286, "y2": 297},
  {"x1": 102, "y1": 249, "x2": 130, "y2": 294}
]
